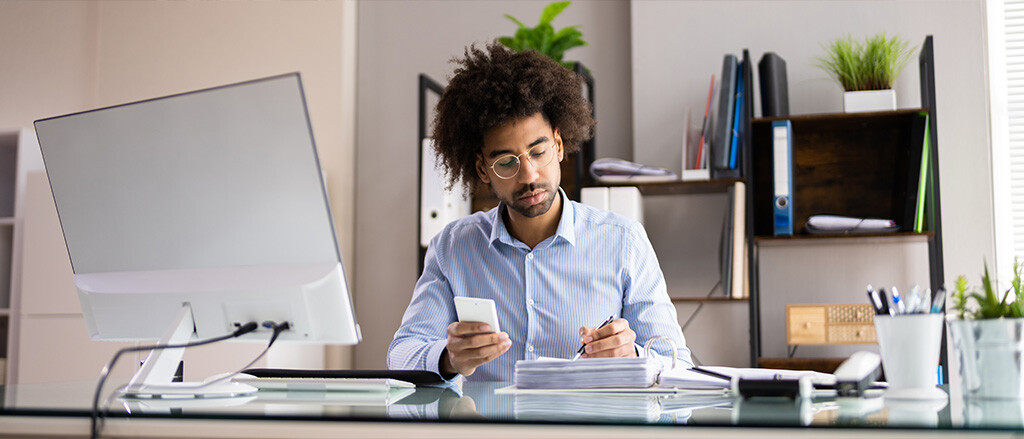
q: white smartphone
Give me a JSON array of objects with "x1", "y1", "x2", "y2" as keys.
[{"x1": 453, "y1": 297, "x2": 500, "y2": 333}]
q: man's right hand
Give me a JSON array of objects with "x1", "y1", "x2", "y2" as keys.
[{"x1": 440, "y1": 322, "x2": 511, "y2": 377}]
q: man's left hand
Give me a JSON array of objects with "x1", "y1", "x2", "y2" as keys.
[{"x1": 578, "y1": 318, "x2": 638, "y2": 358}]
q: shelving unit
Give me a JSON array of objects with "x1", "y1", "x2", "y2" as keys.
[{"x1": 0, "y1": 128, "x2": 43, "y2": 385}]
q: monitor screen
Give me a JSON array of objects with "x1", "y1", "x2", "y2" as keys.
[{"x1": 34, "y1": 73, "x2": 360, "y2": 345}]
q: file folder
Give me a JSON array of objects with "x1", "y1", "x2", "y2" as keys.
[{"x1": 772, "y1": 120, "x2": 793, "y2": 236}]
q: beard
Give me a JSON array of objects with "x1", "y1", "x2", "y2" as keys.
[{"x1": 502, "y1": 182, "x2": 558, "y2": 218}]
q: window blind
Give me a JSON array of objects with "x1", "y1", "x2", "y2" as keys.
[{"x1": 1005, "y1": 1, "x2": 1024, "y2": 260}]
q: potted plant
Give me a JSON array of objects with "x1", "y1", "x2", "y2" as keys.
[
  {"x1": 948, "y1": 259, "x2": 1024, "y2": 399},
  {"x1": 497, "y1": 1, "x2": 587, "y2": 70},
  {"x1": 815, "y1": 33, "x2": 915, "y2": 112}
]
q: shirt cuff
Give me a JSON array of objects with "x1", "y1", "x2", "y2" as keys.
[{"x1": 427, "y1": 339, "x2": 462, "y2": 383}]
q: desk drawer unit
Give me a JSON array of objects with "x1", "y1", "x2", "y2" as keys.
[{"x1": 786, "y1": 304, "x2": 876, "y2": 345}]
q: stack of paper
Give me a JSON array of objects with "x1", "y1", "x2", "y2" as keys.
[
  {"x1": 589, "y1": 158, "x2": 677, "y2": 183},
  {"x1": 514, "y1": 394, "x2": 661, "y2": 423},
  {"x1": 514, "y1": 357, "x2": 659, "y2": 389}
]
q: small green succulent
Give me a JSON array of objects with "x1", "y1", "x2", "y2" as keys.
[{"x1": 954, "y1": 259, "x2": 1024, "y2": 319}]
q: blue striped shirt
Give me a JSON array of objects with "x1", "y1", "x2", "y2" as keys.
[{"x1": 388, "y1": 188, "x2": 693, "y2": 382}]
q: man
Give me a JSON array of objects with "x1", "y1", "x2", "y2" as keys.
[{"x1": 388, "y1": 42, "x2": 692, "y2": 382}]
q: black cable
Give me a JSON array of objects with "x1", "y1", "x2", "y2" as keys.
[{"x1": 90, "y1": 321, "x2": 260, "y2": 439}]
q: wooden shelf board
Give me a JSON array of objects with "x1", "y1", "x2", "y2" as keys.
[
  {"x1": 593, "y1": 178, "x2": 743, "y2": 196},
  {"x1": 0, "y1": 217, "x2": 14, "y2": 226},
  {"x1": 755, "y1": 231, "x2": 933, "y2": 245},
  {"x1": 670, "y1": 296, "x2": 748, "y2": 303},
  {"x1": 753, "y1": 108, "x2": 927, "y2": 124},
  {"x1": 0, "y1": 308, "x2": 10, "y2": 316}
]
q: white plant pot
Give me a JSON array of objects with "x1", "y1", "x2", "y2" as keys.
[
  {"x1": 843, "y1": 89, "x2": 896, "y2": 113},
  {"x1": 948, "y1": 318, "x2": 1024, "y2": 400}
]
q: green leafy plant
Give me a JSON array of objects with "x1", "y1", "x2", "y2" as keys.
[
  {"x1": 815, "y1": 33, "x2": 916, "y2": 91},
  {"x1": 497, "y1": 1, "x2": 587, "y2": 70},
  {"x1": 953, "y1": 259, "x2": 1024, "y2": 319}
]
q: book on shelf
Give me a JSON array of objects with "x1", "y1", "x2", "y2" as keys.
[
  {"x1": 711, "y1": 54, "x2": 737, "y2": 177},
  {"x1": 729, "y1": 60, "x2": 745, "y2": 170},
  {"x1": 758, "y1": 52, "x2": 789, "y2": 118},
  {"x1": 914, "y1": 115, "x2": 931, "y2": 233},
  {"x1": 897, "y1": 113, "x2": 930, "y2": 233}
]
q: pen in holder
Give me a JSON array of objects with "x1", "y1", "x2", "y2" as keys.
[
  {"x1": 643, "y1": 336, "x2": 678, "y2": 385},
  {"x1": 874, "y1": 313, "x2": 946, "y2": 400}
]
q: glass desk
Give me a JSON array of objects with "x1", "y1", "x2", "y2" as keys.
[{"x1": 1, "y1": 380, "x2": 1023, "y2": 438}]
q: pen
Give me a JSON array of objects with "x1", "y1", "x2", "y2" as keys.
[
  {"x1": 866, "y1": 285, "x2": 884, "y2": 315},
  {"x1": 878, "y1": 287, "x2": 892, "y2": 316},
  {"x1": 931, "y1": 287, "x2": 946, "y2": 313},
  {"x1": 906, "y1": 285, "x2": 921, "y2": 314},
  {"x1": 919, "y1": 288, "x2": 932, "y2": 314},
  {"x1": 690, "y1": 366, "x2": 732, "y2": 381},
  {"x1": 572, "y1": 315, "x2": 614, "y2": 360}
]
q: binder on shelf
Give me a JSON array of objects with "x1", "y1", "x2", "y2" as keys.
[
  {"x1": 420, "y1": 138, "x2": 471, "y2": 247},
  {"x1": 711, "y1": 54, "x2": 737, "y2": 177},
  {"x1": 771, "y1": 120, "x2": 793, "y2": 236},
  {"x1": 730, "y1": 181, "x2": 747, "y2": 299},
  {"x1": 729, "y1": 61, "x2": 745, "y2": 170},
  {"x1": 580, "y1": 186, "x2": 644, "y2": 224},
  {"x1": 758, "y1": 52, "x2": 789, "y2": 118}
]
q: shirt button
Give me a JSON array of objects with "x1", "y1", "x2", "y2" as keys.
[
  {"x1": 527, "y1": 253, "x2": 534, "y2": 260},
  {"x1": 527, "y1": 345, "x2": 534, "y2": 352},
  {"x1": 528, "y1": 299, "x2": 535, "y2": 306}
]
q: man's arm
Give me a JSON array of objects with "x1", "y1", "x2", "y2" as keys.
[
  {"x1": 387, "y1": 238, "x2": 459, "y2": 377},
  {"x1": 388, "y1": 231, "x2": 511, "y2": 378}
]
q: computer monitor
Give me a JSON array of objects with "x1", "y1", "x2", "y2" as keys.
[{"x1": 33, "y1": 73, "x2": 360, "y2": 397}]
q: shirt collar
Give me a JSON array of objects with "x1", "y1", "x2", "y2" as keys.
[{"x1": 489, "y1": 187, "x2": 576, "y2": 249}]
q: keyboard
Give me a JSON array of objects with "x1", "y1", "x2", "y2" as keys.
[
  {"x1": 233, "y1": 374, "x2": 415, "y2": 392},
  {"x1": 241, "y1": 368, "x2": 447, "y2": 387}
]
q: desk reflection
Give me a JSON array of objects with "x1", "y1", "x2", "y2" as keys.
[{"x1": 14, "y1": 380, "x2": 1024, "y2": 431}]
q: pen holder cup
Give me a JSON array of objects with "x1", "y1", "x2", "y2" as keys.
[{"x1": 874, "y1": 314, "x2": 946, "y2": 400}]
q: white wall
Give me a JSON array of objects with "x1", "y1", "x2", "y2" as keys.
[
  {"x1": 0, "y1": 1, "x2": 358, "y2": 380},
  {"x1": 355, "y1": 0, "x2": 633, "y2": 368}
]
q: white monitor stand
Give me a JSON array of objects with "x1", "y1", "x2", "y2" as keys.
[{"x1": 122, "y1": 303, "x2": 256, "y2": 399}]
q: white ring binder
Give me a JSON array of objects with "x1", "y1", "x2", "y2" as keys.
[{"x1": 643, "y1": 336, "x2": 678, "y2": 385}]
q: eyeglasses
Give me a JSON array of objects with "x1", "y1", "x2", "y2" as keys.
[{"x1": 486, "y1": 143, "x2": 557, "y2": 179}]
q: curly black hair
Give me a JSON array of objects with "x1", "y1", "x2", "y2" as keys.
[{"x1": 431, "y1": 41, "x2": 595, "y2": 191}]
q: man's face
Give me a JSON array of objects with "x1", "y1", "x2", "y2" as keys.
[{"x1": 476, "y1": 112, "x2": 564, "y2": 219}]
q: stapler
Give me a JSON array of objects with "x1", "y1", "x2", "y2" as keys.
[{"x1": 833, "y1": 351, "x2": 882, "y2": 397}]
